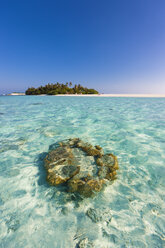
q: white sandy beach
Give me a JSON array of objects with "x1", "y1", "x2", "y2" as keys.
[{"x1": 56, "y1": 94, "x2": 165, "y2": 97}]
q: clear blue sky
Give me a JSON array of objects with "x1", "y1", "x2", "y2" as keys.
[{"x1": 0, "y1": 0, "x2": 165, "y2": 94}]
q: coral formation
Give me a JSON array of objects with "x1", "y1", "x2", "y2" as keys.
[
  {"x1": 86, "y1": 207, "x2": 112, "y2": 223},
  {"x1": 77, "y1": 238, "x2": 94, "y2": 248},
  {"x1": 44, "y1": 138, "x2": 119, "y2": 197}
]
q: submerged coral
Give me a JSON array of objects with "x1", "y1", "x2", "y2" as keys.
[
  {"x1": 77, "y1": 238, "x2": 94, "y2": 248},
  {"x1": 44, "y1": 138, "x2": 119, "y2": 197},
  {"x1": 86, "y1": 207, "x2": 112, "y2": 223}
]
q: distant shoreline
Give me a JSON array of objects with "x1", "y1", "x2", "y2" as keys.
[
  {"x1": 55, "y1": 94, "x2": 165, "y2": 98},
  {"x1": 3, "y1": 94, "x2": 165, "y2": 97}
]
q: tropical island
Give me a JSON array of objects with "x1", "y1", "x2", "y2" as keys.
[{"x1": 25, "y1": 82, "x2": 99, "y2": 95}]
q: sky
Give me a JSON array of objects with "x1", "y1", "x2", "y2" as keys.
[{"x1": 0, "y1": 0, "x2": 165, "y2": 94}]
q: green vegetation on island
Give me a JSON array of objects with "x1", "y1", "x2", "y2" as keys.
[{"x1": 25, "y1": 82, "x2": 99, "y2": 95}]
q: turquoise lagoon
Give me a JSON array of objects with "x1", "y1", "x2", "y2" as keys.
[{"x1": 0, "y1": 96, "x2": 165, "y2": 248}]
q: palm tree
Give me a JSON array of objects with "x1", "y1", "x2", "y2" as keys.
[
  {"x1": 78, "y1": 84, "x2": 81, "y2": 89},
  {"x1": 25, "y1": 82, "x2": 99, "y2": 95}
]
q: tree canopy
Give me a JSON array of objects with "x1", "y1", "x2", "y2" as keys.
[{"x1": 25, "y1": 83, "x2": 99, "y2": 95}]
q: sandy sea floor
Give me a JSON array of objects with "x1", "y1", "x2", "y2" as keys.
[{"x1": 0, "y1": 95, "x2": 165, "y2": 247}]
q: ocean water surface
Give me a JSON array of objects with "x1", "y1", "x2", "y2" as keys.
[{"x1": 0, "y1": 96, "x2": 165, "y2": 248}]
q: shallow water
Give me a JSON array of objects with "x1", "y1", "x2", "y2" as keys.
[{"x1": 0, "y1": 96, "x2": 165, "y2": 248}]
